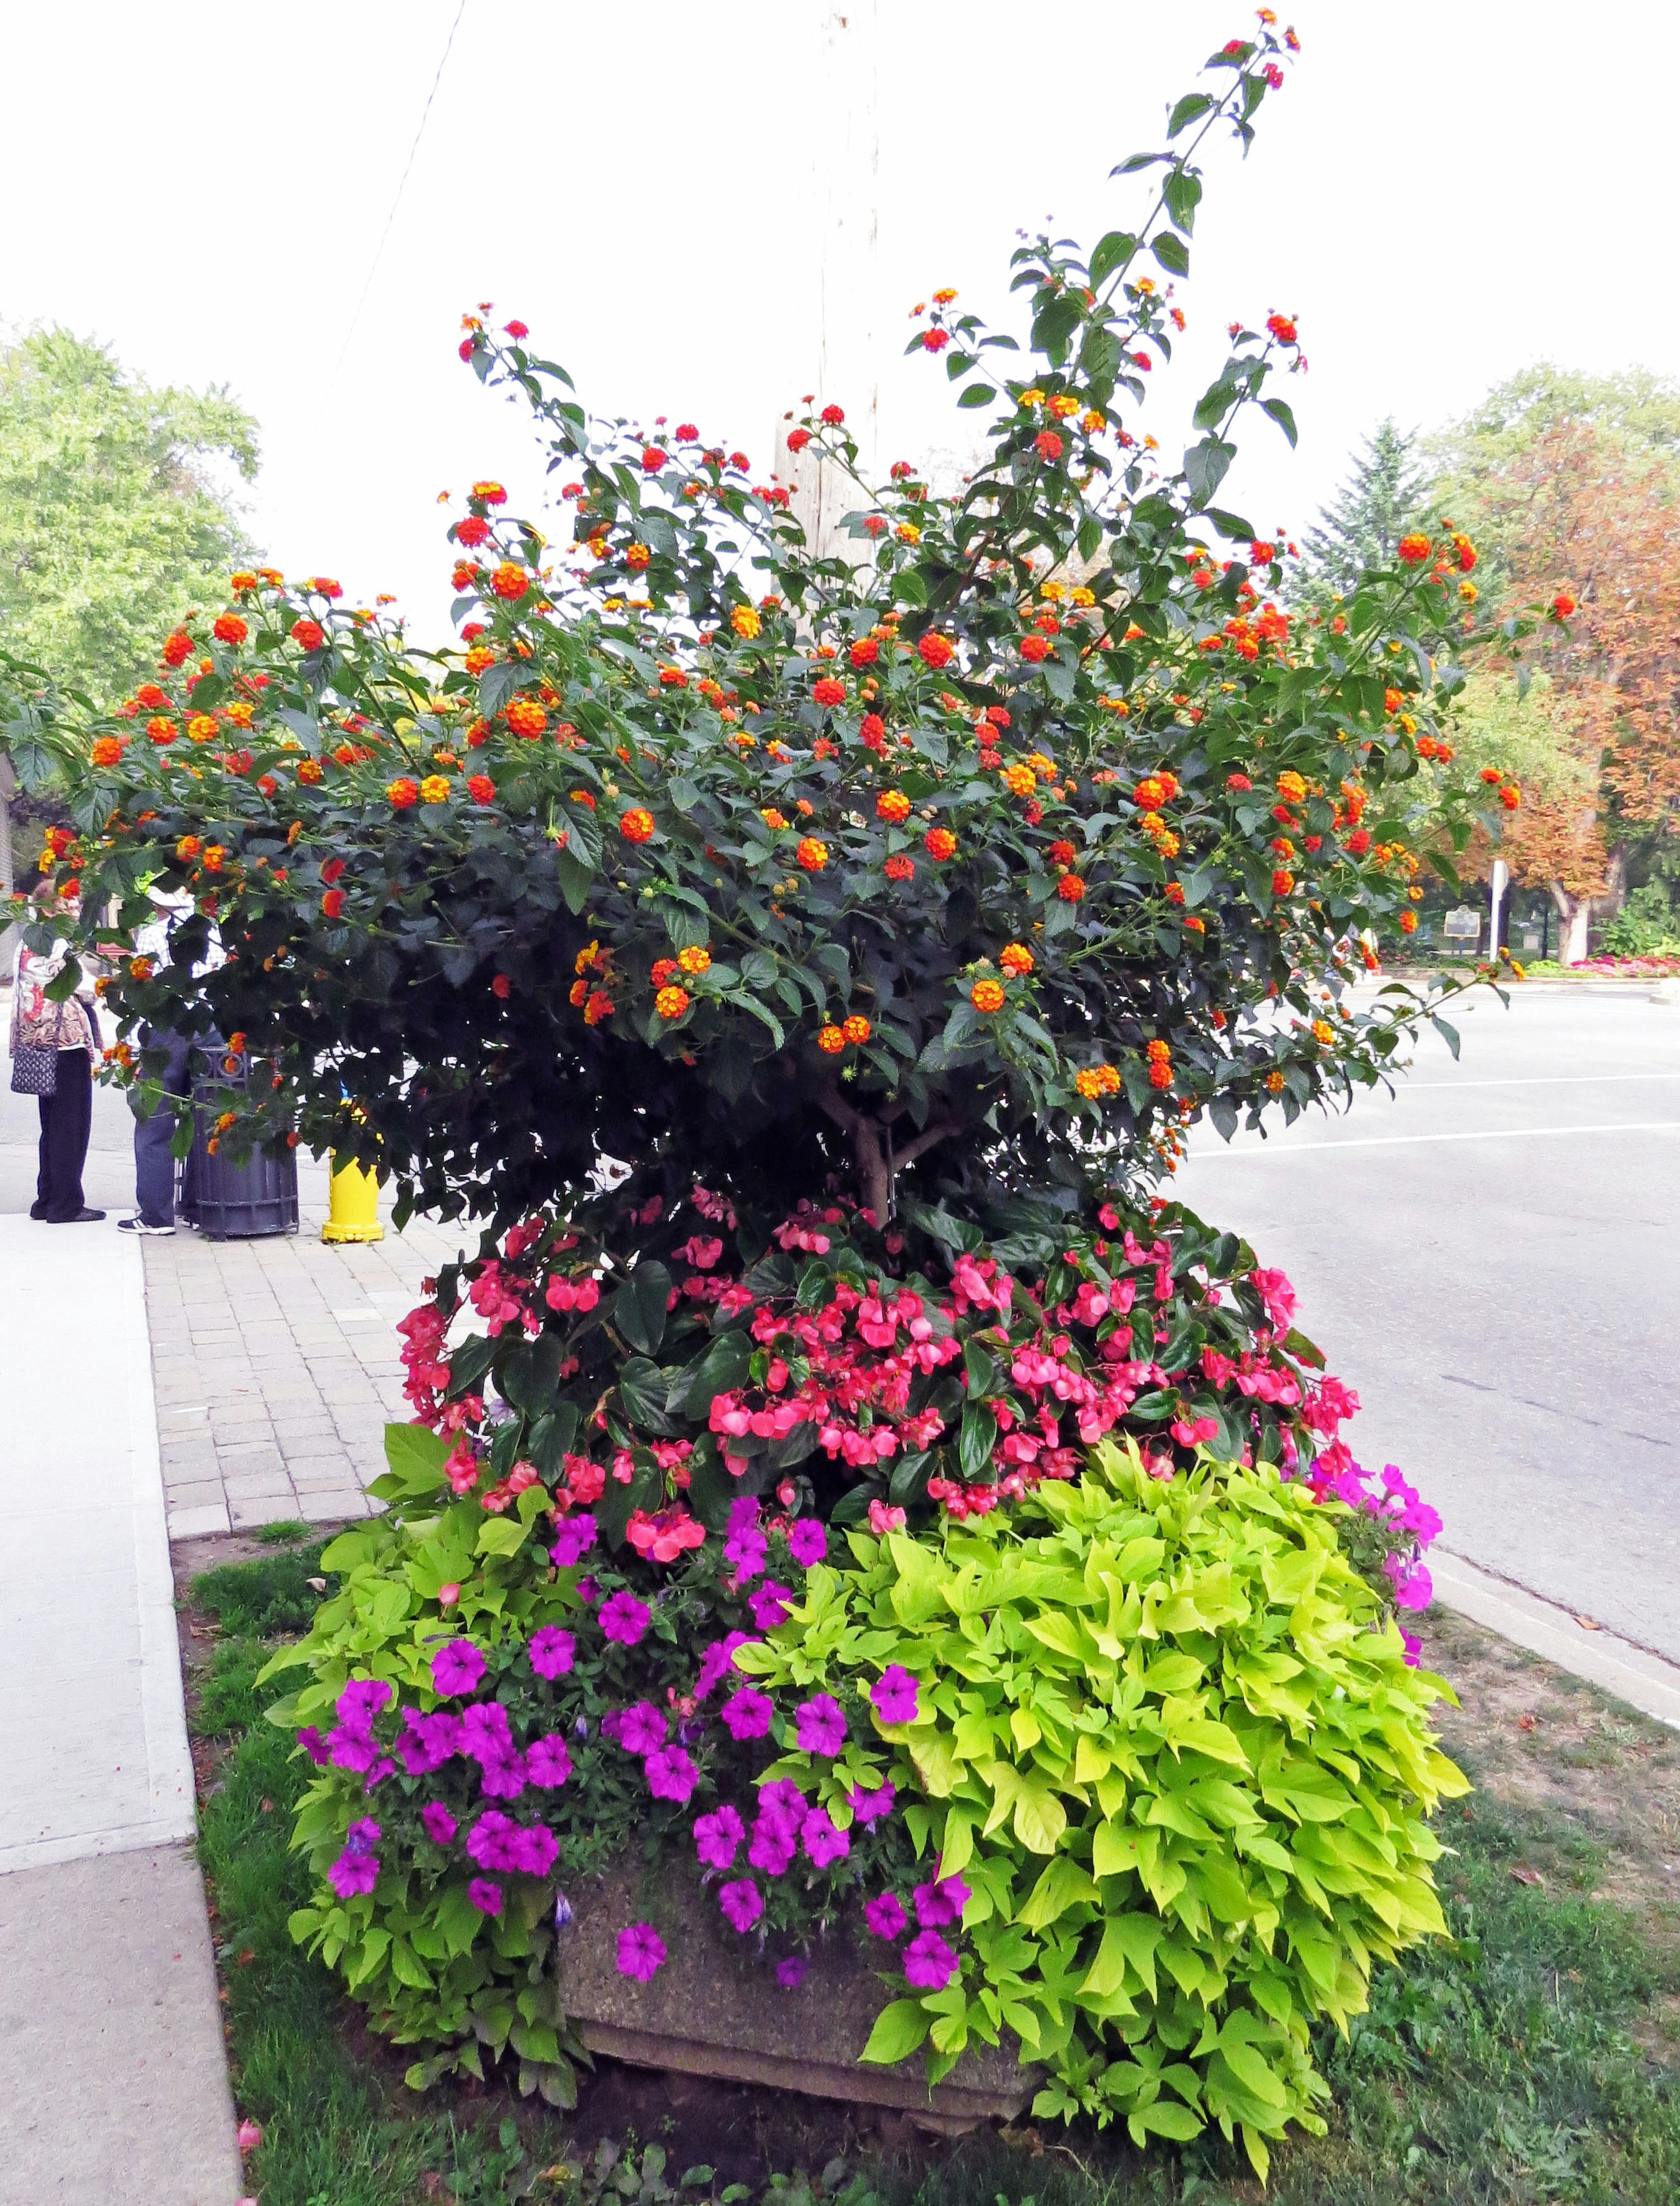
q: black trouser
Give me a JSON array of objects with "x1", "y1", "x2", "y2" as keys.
[
  {"x1": 133, "y1": 1028, "x2": 194, "y2": 1226},
  {"x1": 35, "y1": 1048, "x2": 93, "y2": 1221}
]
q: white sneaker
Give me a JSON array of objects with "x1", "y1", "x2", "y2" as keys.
[{"x1": 118, "y1": 1215, "x2": 176, "y2": 1236}]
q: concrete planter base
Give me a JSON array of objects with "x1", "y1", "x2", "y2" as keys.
[{"x1": 556, "y1": 1863, "x2": 1040, "y2": 2132}]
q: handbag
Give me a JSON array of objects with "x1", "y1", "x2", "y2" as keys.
[{"x1": 10, "y1": 1043, "x2": 59, "y2": 1096}]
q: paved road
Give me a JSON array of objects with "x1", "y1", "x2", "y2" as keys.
[{"x1": 1172, "y1": 983, "x2": 1680, "y2": 1662}]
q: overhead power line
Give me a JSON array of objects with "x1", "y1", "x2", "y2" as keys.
[{"x1": 331, "y1": 0, "x2": 470, "y2": 386}]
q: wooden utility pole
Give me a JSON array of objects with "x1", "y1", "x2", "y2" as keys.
[{"x1": 779, "y1": 3, "x2": 881, "y2": 562}]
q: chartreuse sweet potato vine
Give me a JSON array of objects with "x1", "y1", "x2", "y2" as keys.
[{"x1": 738, "y1": 1440, "x2": 1467, "y2": 2181}]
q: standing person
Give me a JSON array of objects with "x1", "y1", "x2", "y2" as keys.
[
  {"x1": 9, "y1": 884, "x2": 105, "y2": 1223},
  {"x1": 120, "y1": 891, "x2": 201, "y2": 1238}
]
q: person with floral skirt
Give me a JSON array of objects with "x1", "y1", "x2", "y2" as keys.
[{"x1": 10, "y1": 886, "x2": 106, "y2": 1223}]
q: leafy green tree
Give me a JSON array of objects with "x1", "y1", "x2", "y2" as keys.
[
  {"x1": 0, "y1": 328, "x2": 259, "y2": 700},
  {"x1": 1297, "y1": 417, "x2": 1430, "y2": 595}
]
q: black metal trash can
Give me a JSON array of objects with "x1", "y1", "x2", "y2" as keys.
[{"x1": 180, "y1": 1054, "x2": 298, "y2": 1239}]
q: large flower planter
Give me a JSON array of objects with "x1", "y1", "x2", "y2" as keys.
[{"x1": 556, "y1": 1863, "x2": 1039, "y2": 2133}]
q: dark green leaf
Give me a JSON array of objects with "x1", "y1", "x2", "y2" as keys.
[
  {"x1": 612, "y1": 1262, "x2": 672, "y2": 1356},
  {"x1": 1167, "y1": 93, "x2": 1214, "y2": 137},
  {"x1": 959, "y1": 1402, "x2": 998, "y2": 1481},
  {"x1": 1151, "y1": 233, "x2": 1190, "y2": 277},
  {"x1": 1089, "y1": 231, "x2": 1138, "y2": 287},
  {"x1": 956, "y1": 383, "x2": 997, "y2": 410},
  {"x1": 1260, "y1": 396, "x2": 1298, "y2": 448}
]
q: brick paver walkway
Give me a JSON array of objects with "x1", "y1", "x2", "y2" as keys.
[{"x1": 143, "y1": 1195, "x2": 475, "y2": 1536}]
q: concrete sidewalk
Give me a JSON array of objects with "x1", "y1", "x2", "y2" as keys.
[{"x1": 0, "y1": 1211, "x2": 242, "y2": 2206}]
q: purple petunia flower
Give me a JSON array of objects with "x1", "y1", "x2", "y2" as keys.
[
  {"x1": 864, "y1": 1891, "x2": 908, "y2": 1940},
  {"x1": 528, "y1": 1626, "x2": 576, "y2": 1679},
  {"x1": 461, "y1": 1701, "x2": 514, "y2": 1761},
  {"x1": 550, "y1": 1515, "x2": 598, "y2": 1568},
  {"x1": 575, "y1": 1576, "x2": 598, "y2": 1605},
  {"x1": 801, "y1": 1806, "x2": 850, "y2": 1869},
  {"x1": 904, "y1": 1929, "x2": 958, "y2": 1990},
  {"x1": 619, "y1": 1701, "x2": 670, "y2": 1757},
  {"x1": 1385, "y1": 1552, "x2": 1434, "y2": 1611},
  {"x1": 721, "y1": 1688, "x2": 773, "y2": 1741},
  {"x1": 298, "y1": 1726, "x2": 329, "y2": 1766},
  {"x1": 1401, "y1": 1628, "x2": 1423, "y2": 1668},
  {"x1": 787, "y1": 1520, "x2": 827, "y2": 1568},
  {"x1": 467, "y1": 1877, "x2": 504, "y2": 1915},
  {"x1": 724, "y1": 1523, "x2": 768, "y2": 1583},
  {"x1": 777, "y1": 1956, "x2": 808, "y2": 1990},
  {"x1": 850, "y1": 1781, "x2": 896, "y2": 1825},
  {"x1": 616, "y1": 1922, "x2": 667, "y2": 1982},
  {"x1": 328, "y1": 1726, "x2": 383, "y2": 1775},
  {"x1": 511, "y1": 1823, "x2": 559, "y2": 1877},
  {"x1": 727, "y1": 1496, "x2": 762, "y2": 1535},
  {"x1": 645, "y1": 1746, "x2": 698, "y2": 1804},
  {"x1": 748, "y1": 1813, "x2": 797, "y2": 1876},
  {"x1": 337, "y1": 1678, "x2": 393, "y2": 1728},
  {"x1": 794, "y1": 1693, "x2": 847, "y2": 1758},
  {"x1": 718, "y1": 1877, "x2": 763, "y2": 1933},
  {"x1": 466, "y1": 1810, "x2": 518, "y2": 1870},
  {"x1": 430, "y1": 1639, "x2": 487, "y2": 1698},
  {"x1": 420, "y1": 1801, "x2": 457, "y2": 1845},
  {"x1": 599, "y1": 1590, "x2": 651, "y2": 1646},
  {"x1": 397, "y1": 1708, "x2": 464, "y2": 1777},
  {"x1": 526, "y1": 1734, "x2": 574, "y2": 1788},
  {"x1": 749, "y1": 1581, "x2": 793, "y2": 1632},
  {"x1": 694, "y1": 1804, "x2": 746, "y2": 1871},
  {"x1": 871, "y1": 1665, "x2": 920, "y2": 1726},
  {"x1": 913, "y1": 1873, "x2": 970, "y2": 1930},
  {"x1": 476, "y1": 1753, "x2": 528, "y2": 1800},
  {"x1": 326, "y1": 1816, "x2": 381, "y2": 1899},
  {"x1": 695, "y1": 1632, "x2": 752, "y2": 1702},
  {"x1": 363, "y1": 1756, "x2": 397, "y2": 1789},
  {"x1": 759, "y1": 1779, "x2": 806, "y2": 1818}
]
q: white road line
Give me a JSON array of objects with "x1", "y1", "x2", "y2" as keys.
[
  {"x1": 1401, "y1": 1072, "x2": 1680, "y2": 1089},
  {"x1": 1190, "y1": 1120, "x2": 1680, "y2": 1159}
]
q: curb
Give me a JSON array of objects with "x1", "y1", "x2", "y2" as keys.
[{"x1": 1430, "y1": 1551, "x2": 1680, "y2": 1731}]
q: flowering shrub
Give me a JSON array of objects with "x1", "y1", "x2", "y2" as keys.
[{"x1": 6, "y1": 24, "x2": 1519, "y2": 1233}]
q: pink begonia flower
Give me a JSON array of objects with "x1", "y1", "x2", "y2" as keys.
[
  {"x1": 1250, "y1": 1265, "x2": 1296, "y2": 1333},
  {"x1": 237, "y1": 2120, "x2": 263, "y2": 2154}
]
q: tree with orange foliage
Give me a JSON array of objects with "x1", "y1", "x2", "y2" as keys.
[{"x1": 1434, "y1": 378, "x2": 1680, "y2": 958}]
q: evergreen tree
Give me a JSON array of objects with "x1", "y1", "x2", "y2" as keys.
[{"x1": 1298, "y1": 417, "x2": 1430, "y2": 595}]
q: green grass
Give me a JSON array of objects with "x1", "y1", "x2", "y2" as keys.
[{"x1": 190, "y1": 1551, "x2": 1680, "y2": 2206}]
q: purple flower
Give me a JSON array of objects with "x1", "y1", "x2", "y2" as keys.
[
  {"x1": 724, "y1": 1525, "x2": 768, "y2": 1583},
  {"x1": 794, "y1": 1693, "x2": 847, "y2": 1758},
  {"x1": 721, "y1": 1688, "x2": 773, "y2": 1742},
  {"x1": 599, "y1": 1590, "x2": 651, "y2": 1646},
  {"x1": 695, "y1": 1632, "x2": 752, "y2": 1702},
  {"x1": 646, "y1": 1746, "x2": 698, "y2": 1804},
  {"x1": 336, "y1": 1678, "x2": 392, "y2": 1727},
  {"x1": 904, "y1": 1929, "x2": 958, "y2": 1991},
  {"x1": 913, "y1": 1874, "x2": 970, "y2": 1930},
  {"x1": 748, "y1": 1813, "x2": 797, "y2": 1876},
  {"x1": 870, "y1": 1665, "x2": 920, "y2": 1726},
  {"x1": 787, "y1": 1520, "x2": 827, "y2": 1568},
  {"x1": 298, "y1": 1726, "x2": 329, "y2": 1766},
  {"x1": 328, "y1": 1726, "x2": 383, "y2": 1775},
  {"x1": 462, "y1": 1702, "x2": 514, "y2": 1762},
  {"x1": 511, "y1": 1822, "x2": 559, "y2": 1877},
  {"x1": 727, "y1": 1496, "x2": 762, "y2": 1535},
  {"x1": 326, "y1": 1816, "x2": 381, "y2": 1899},
  {"x1": 467, "y1": 1877, "x2": 504, "y2": 1916},
  {"x1": 1385, "y1": 1553, "x2": 1434, "y2": 1611},
  {"x1": 864, "y1": 1891, "x2": 908, "y2": 1940},
  {"x1": 397, "y1": 1708, "x2": 463, "y2": 1776},
  {"x1": 575, "y1": 1576, "x2": 598, "y2": 1605},
  {"x1": 527, "y1": 1734, "x2": 574, "y2": 1788},
  {"x1": 694, "y1": 1804, "x2": 745, "y2": 1871},
  {"x1": 749, "y1": 1581, "x2": 793, "y2": 1632},
  {"x1": 801, "y1": 1807, "x2": 849, "y2": 1869},
  {"x1": 1401, "y1": 1628, "x2": 1423, "y2": 1668},
  {"x1": 619, "y1": 1701, "x2": 670, "y2": 1757},
  {"x1": 616, "y1": 1923, "x2": 667, "y2": 1982},
  {"x1": 420, "y1": 1801, "x2": 457, "y2": 1845},
  {"x1": 551, "y1": 1515, "x2": 598, "y2": 1568},
  {"x1": 850, "y1": 1781, "x2": 896, "y2": 1826},
  {"x1": 777, "y1": 1956, "x2": 808, "y2": 1990},
  {"x1": 529, "y1": 1626, "x2": 576, "y2": 1679},
  {"x1": 430, "y1": 1639, "x2": 487, "y2": 1698},
  {"x1": 363, "y1": 1756, "x2": 397, "y2": 1789},
  {"x1": 467, "y1": 1810, "x2": 519, "y2": 1870},
  {"x1": 476, "y1": 1753, "x2": 528, "y2": 1800},
  {"x1": 718, "y1": 1877, "x2": 763, "y2": 1933},
  {"x1": 759, "y1": 1779, "x2": 806, "y2": 1818}
]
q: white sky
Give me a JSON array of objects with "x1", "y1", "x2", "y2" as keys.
[{"x1": 5, "y1": 1, "x2": 1675, "y2": 637}]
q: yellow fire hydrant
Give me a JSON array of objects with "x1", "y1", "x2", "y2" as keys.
[{"x1": 322, "y1": 1152, "x2": 384, "y2": 1243}]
